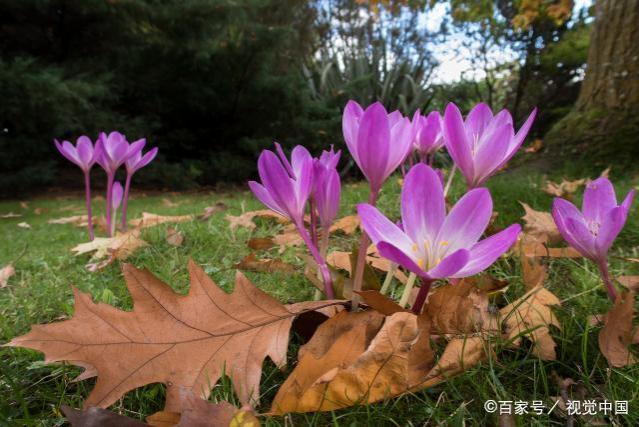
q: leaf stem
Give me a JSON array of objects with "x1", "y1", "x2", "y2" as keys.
[
  {"x1": 297, "y1": 221, "x2": 334, "y2": 299},
  {"x1": 84, "y1": 171, "x2": 94, "y2": 241},
  {"x1": 121, "y1": 173, "x2": 133, "y2": 231}
]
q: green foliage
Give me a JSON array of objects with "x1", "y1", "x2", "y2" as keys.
[{"x1": 0, "y1": 0, "x2": 325, "y2": 196}]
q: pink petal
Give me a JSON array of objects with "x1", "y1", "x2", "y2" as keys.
[
  {"x1": 452, "y1": 224, "x2": 521, "y2": 278},
  {"x1": 401, "y1": 164, "x2": 445, "y2": 245}
]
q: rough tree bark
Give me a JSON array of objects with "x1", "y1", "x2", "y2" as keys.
[
  {"x1": 544, "y1": 0, "x2": 639, "y2": 166},
  {"x1": 576, "y1": 0, "x2": 639, "y2": 110}
]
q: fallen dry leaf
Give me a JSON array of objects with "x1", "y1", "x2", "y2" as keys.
[
  {"x1": 327, "y1": 251, "x2": 408, "y2": 284},
  {"x1": 425, "y1": 281, "x2": 499, "y2": 335},
  {"x1": 617, "y1": 276, "x2": 639, "y2": 292},
  {"x1": 72, "y1": 229, "x2": 148, "y2": 261},
  {"x1": 271, "y1": 310, "x2": 422, "y2": 413},
  {"x1": 355, "y1": 290, "x2": 406, "y2": 315},
  {"x1": 543, "y1": 178, "x2": 586, "y2": 198},
  {"x1": 129, "y1": 212, "x2": 193, "y2": 229},
  {"x1": 1, "y1": 212, "x2": 21, "y2": 218},
  {"x1": 161, "y1": 198, "x2": 179, "y2": 208},
  {"x1": 147, "y1": 388, "x2": 259, "y2": 427},
  {"x1": 62, "y1": 405, "x2": 147, "y2": 426},
  {"x1": 329, "y1": 215, "x2": 360, "y2": 235},
  {"x1": 521, "y1": 254, "x2": 547, "y2": 290},
  {"x1": 272, "y1": 223, "x2": 304, "y2": 250},
  {"x1": 523, "y1": 138, "x2": 543, "y2": 153},
  {"x1": 519, "y1": 202, "x2": 562, "y2": 244},
  {"x1": 416, "y1": 336, "x2": 488, "y2": 389},
  {"x1": 235, "y1": 253, "x2": 296, "y2": 274},
  {"x1": 225, "y1": 210, "x2": 288, "y2": 231},
  {"x1": 20, "y1": 201, "x2": 29, "y2": 209},
  {"x1": 247, "y1": 237, "x2": 275, "y2": 251},
  {"x1": 17, "y1": 222, "x2": 31, "y2": 229},
  {"x1": 518, "y1": 233, "x2": 581, "y2": 258},
  {"x1": 5, "y1": 261, "x2": 343, "y2": 412},
  {"x1": 166, "y1": 227, "x2": 184, "y2": 247},
  {"x1": 48, "y1": 215, "x2": 89, "y2": 225},
  {"x1": 199, "y1": 202, "x2": 228, "y2": 220},
  {"x1": 0, "y1": 264, "x2": 16, "y2": 288},
  {"x1": 33, "y1": 207, "x2": 48, "y2": 215},
  {"x1": 598, "y1": 292, "x2": 638, "y2": 367},
  {"x1": 501, "y1": 286, "x2": 561, "y2": 360}
]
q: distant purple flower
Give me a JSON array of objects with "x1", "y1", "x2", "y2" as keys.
[
  {"x1": 313, "y1": 147, "x2": 341, "y2": 229},
  {"x1": 95, "y1": 131, "x2": 144, "y2": 236},
  {"x1": 54, "y1": 135, "x2": 101, "y2": 240},
  {"x1": 552, "y1": 177, "x2": 635, "y2": 301},
  {"x1": 249, "y1": 144, "x2": 314, "y2": 225},
  {"x1": 249, "y1": 144, "x2": 334, "y2": 298},
  {"x1": 358, "y1": 163, "x2": 520, "y2": 312},
  {"x1": 55, "y1": 136, "x2": 100, "y2": 172},
  {"x1": 121, "y1": 139, "x2": 158, "y2": 229},
  {"x1": 342, "y1": 100, "x2": 415, "y2": 193},
  {"x1": 414, "y1": 111, "x2": 444, "y2": 160},
  {"x1": 442, "y1": 102, "x2": 537, "y2": 188}
]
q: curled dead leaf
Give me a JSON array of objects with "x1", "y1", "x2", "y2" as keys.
[
  {"x1": 17, "y1": 222, "x2": 31, "y2": 229},
  {"x1": 598, "y1": 292, "x2": 638, "y2": 367},
  {"x1": 166, "y1": 227, "x2": 184, "y2": 247},
  {"x1": 519, "y1": 202, "x2": 561, "y2": 244},
  {"x1": 72, "y1": 229, "x2": 148, "y2": 261},
  {"x1": 198, "y1": 202, "x2": 228, "y2": 221},
  {"x1": 425, "y1": 281, "x2": 499, "y2": 335},
  {"x1": 543, "y1": 178, "x2": 585, "y2": 198},
  {"x1": 327, "y1": 251, "x2": 407, "y2": 284},
  {"x1": 617, "y1": 276, "x2": 639, "y2": 292},
  {"x1": 329, "y1": 215, "x2": 360, "y2": 235},
  {"x1": 500, "y1": 286, "x2": 561, "y2": 360},
  {"x1": 225, "y1": 210, "x2": 288, "y2": 231},
  {"x1": 62, "y1": 405, "x2": 147, "y2": 426},
  {"x1": 247, "y1": 237, "x2": 275, "y2": 251},
  {"x1": 235, "y1": 253, "x2": 295, "y2": 274},
  {"x1": 129, "y1": 212, "x2": 193, "y2": 229}
]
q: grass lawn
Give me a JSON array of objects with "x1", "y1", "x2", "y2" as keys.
[{"x1": 1, "y1": 166, "x2": 639, "y2": 426}]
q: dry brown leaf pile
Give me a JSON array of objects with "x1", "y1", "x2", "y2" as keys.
[
  {"x1": 598, "y1": 292, "x2": 638, "y2": 367},
  {"x1": 225, "y1": 210, "x2": 288, "y2": 231},
  {"x1": 6, "y1": 261, "x2": 343, "y2": 413}
]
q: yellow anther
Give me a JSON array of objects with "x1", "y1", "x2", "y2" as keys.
[
  {"x1": 417, "y1": 259, "x2": 424, "y2": 268},
  {"x1": 436, "y1": 258, "x2": 441, "y2": 265},
  {"x1": 411, "y1": 243, "x2": 418, "y2": 252},
  {"x1": 439, "y1": 241, "x2": 449, "y2": 246},
  {"x1": 423, "y1": 240, "x2": 429, "y2": 249}
]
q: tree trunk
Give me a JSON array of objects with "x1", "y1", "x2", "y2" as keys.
[{"x1": 577, "y1": 0, "x2": 639, "y2": 109}]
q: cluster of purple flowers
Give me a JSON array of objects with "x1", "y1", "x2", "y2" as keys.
[
  {"x1": 249, "y1": 100, "x2": 632, "y2": 310},
  {"x1": 55, "y1": 131, "x2": 157, "y2": 239}
]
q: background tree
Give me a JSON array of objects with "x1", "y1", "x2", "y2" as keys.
[{"x1": 544, "y1": 0, "x2": 639, "y2": 169}]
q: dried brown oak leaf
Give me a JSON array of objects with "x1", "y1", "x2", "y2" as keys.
[
  {"x1": 327, "y1": 251, "x2": 408, "y2": 284},
  {"x1": 129, "y1": 212, "x2": 193, "y2": 229},
  {"x1": 519, "y1": 202, "x2": 562, "y2": 244},
  {"x1": 5, "y1": 260, "x2": 342, "y2": 412},
  {"x1": 329, "y1": 214, "x2": 360, "y2": 235},
  {"x1": 71, "y1": 229, "x2": 148, "y2": 261},
  {"x1": 235, "y1": 253, "x2": 296, "y2": 274},
  {"x1": 425, "y1": 280, "x2": 499, "y2": 335},
  {"x1": 543, "y1": 178, "x2": 586, "y2": 198},
  {"x1": 270, "y1": 310, "x2": 426, "y2": 414},
  {"x1": 225, "y1": 210, "x2": 288, "y2": 231},
  {"x1": 500, "y1": 286, "x2": 561, "y2": 360},
  {"x1": 62, "y1": 405, "x2": 148, "y2": 427},
  {"x1": 598, "y1": 291, "x2": 638, "y2": 367}
]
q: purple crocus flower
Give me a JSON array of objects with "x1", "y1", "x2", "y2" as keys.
[
  {"x1": 552, "y1": 177, "x2": 635, "y2": 301},
  {"x1": 110, "y1": 181, "x2": 124, "y2": 236},
  {"x1": 442, "y1": 102, "x2": 537, "y2": 189},
  {"x1": 249, "y1": 144, "x2": 334, "y2": 298},
  {"x1": 414, "y1": 111, "x2": 444, "y2": 162},
  {"x1": 313, "y1": 147, "x2": 341, "y2": 230},
  {"x1": 357, "y1": 163, "x2": 521, "y2": 313},
  {"x1": 54, "y1": 136, "x2": 101, "y2": 240},
  {"x1": 342, "y1": 100, "x2": 415, "y2": 194},
  {"x1": 96, "y1": 131, "x2": 143, "y2": 236},
  {"x1": 121, "y1": 139, "x2": 158, "y2": 229}
]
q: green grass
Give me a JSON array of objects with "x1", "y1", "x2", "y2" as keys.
[{"x1": 1, "y1": 167, "x2": 639, "y2": 426}]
